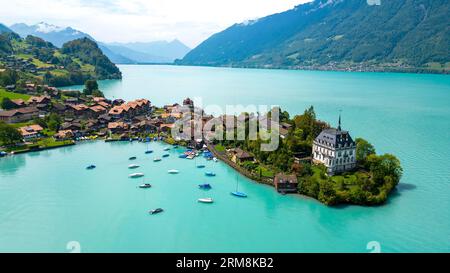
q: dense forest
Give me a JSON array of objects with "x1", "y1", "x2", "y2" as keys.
[{"x1": 180, "y1": 0, "x2": 450, "y2": 73}]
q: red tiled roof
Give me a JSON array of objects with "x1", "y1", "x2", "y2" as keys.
[
  {"x1": 0, "y1": 107, "x2": 39, "y2": 117},
  {"x1": 19, "y1": 124, "x2": 44, "y2": 136},
  {"x1": 89, "y1": 105, "x2": 107, "y2": 112},
  {"x1": 28, "y1": 96, "x2": 50, "y2": 104}
]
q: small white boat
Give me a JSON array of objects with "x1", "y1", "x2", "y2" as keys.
[
  {"x1": 128, "y1": 164, "x2": 140, "y2": 169},
  {"x1": 168, "y1": 169, "x2": 179, "y2": 174},
  {"x1": 129, "y1": 173, "x2": 145, "y2": 178},
  {"x1": 213, "y1": 157, "x2": 218, "y2": 162},
  {"x1": 198, "y1": 198, "x2": 214, "y2": 204},
  {"x1": 153, "y1": 158, "x2": 162, "y2": 162}
]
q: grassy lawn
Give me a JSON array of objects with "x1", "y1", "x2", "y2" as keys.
[
  {"x1": 73, "y1": 58, "x2": 95, "y2": 73},
  {"x1": 16, "y1": 54, "x2": 53, "y2": 68},
  {"x1": 4, "y1": 138, "x2": 74, "y2": 152},
  {"x1": 37, "y1": 138, "x2": 74, "y2": 148},
  {"x1": 42, "y1": 129, "x2": 56, "y2": 137},
  {"x1": 256, "y1": 165, "x2": 275, "y2": 178},
  {"x1": 4, "y1": 145, "x2": 30, "y2": 153},
  {"x1": 51, "y1": 69, "x2": 69, "y2": 77},
  {"x1": 0, "y1": 89, "x2": 31, "y2": 101},
  {"x1": 215, "y1": 144, "x2": 226, "y2": 152},
  {"x1": 331, "y1": 174, "x2": 358, "y2": 185}
]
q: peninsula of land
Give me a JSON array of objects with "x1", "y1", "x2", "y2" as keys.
[{"x1": 0, "y1": 79, "x2": 402, "y2": 206}]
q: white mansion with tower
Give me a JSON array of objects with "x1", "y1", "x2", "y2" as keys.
[{"x1": 312, "y1": 115, "x2": 356, "y2": 175}]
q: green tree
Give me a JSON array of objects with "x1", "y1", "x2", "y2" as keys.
[
  {"x1": 1, "y1": 98, "x2": 17, "y2": 110},
  {"x1": 0, "y1": 122, "x2": 22, "y2": 145},
  {"x1": 0, "y1": 69, "x2": 18, "y2": 86},
  {"x1": 91, "y1": 89, "x2": 104, "y2": 98},
  {"x1": 367, "y1": 154, "x2": 403, "y2": 187},
  {"x1": 45, "y1": 113, "x2": 62, "y2": 132},
  {"x1": 355, "y1": 138, "x2": 376, "y2": 165},
  {"x1": 33, "y1": 118, "x2": 47, "y2": 129},
  {"x1": 83, "y1": 80, "x2": 99, "y2": 96},
  {"x1": 318, "y1": 179, "x2": 338, "y2": 205}
]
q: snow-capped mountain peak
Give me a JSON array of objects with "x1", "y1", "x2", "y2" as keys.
[{"x1": 35, "y1": 22, "x2": 66, "y2": 33}]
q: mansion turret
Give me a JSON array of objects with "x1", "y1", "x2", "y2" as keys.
[{"x1": 312, "y1": 116, "x2": 356, "y2": 175}]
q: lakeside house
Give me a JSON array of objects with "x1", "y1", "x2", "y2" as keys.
[
  {"x1": 54, "y1": 130, "x2": 74, "y2": 140},
  {"x1": 108, "y1": 121, "x2": 129, "y2": 134},
  {"x1": 61, "y1": 121, "x2": 82, "y2": 132},
  {"x1": 89, "y1": 105, "x2": 108, "y2": 118},
  {"x1": 11, "y1": 99, "x2": 26, "y2": 108},
  {"x1": 274, "y1": 173, "x2": 298, "y2": 193},
  {"x1": 108, "y1": 99, "x2": 151, "y2": 120},
  {"x1": 67, "y1": 104, "x2": 90, "y2": 117},
  {"x1": 27, "y1": 96, "x2": 51, "y2": 106},
  {"x1": 19, "y1": 124, "x2": 44, "y2": 140},
  {"x1": 312, "y1": 115, "x2": 356, "y2": 175},
  {"x1": 230, "y1": 148, "x2": 255, "y2": 164},
  {"x1": 52, "y1": 102, "x2": 67, "y2": 114},
  {"x1": 0, "y1": 107, "x2": 40, "y2": 123}
]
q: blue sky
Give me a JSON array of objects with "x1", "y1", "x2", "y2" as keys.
[{"x1": 0, "y1": 0, "x2": 310, "y2": 47}]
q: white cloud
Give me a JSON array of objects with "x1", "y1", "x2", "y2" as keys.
[{"x1": 0, "y1": 0, "x2": 311, "y2": 47}]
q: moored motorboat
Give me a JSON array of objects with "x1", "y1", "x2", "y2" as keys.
[
  {"x1": 145, "y1": 150, "x2": 154, "y2": 154},
  {"x1": 198, "y1": 198, "x2": 214, "y2": 204},
  {"x1": 199, "y1": 184, "x2": 212, "y2": 190},
  {"x1": 168, "y1": 169, "x2": 179, "y2": 174},
  {"x1": 162, "y1": 154, "x2": 170, "y2": 158},
  {"x1": 205, "y1": 172, "x2": 216, "y2": 177},
  {"x1": 179, "y1": 154, "x2": 188, "y2": 158},
  {"x1": 129, "y1": 173, "x2": 145, "y2": 178},
  {"x1": 128, "y1": 164, "x2": 140, "y2": 169},
  {"x1": 164, "y1": 147, "x2": 171, "y2": 151},
  {"x1": 139, "y1": 183, "x2": 152, "y2": 189},
  {"x1": 213, "y1": 157, "x2": 218, "y2": 162},
  {"x1": 154, "y1": 158, "x2": 162, "y2": 162},
  {"x1": 196, "y1": 165, "x2": 206, "y2": 169},
  {"x1": 129, "y1": 156, "x2": 137, "y2": 160},
  {"x1": 149, "y1": 208, "x2": 164, "y2": 215},
  {"x1": 86, "y1": 165, "x2": 96, "y2": 170}
]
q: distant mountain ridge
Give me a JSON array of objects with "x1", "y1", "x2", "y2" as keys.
[
  {"x1": 107, "y1": 40, "x2": 191, "y2": 63},
  {"x1": 10, "y1": 22, "x2": 191, "y2": 64},
  {"x1": 10, "y1": 22, "x2": 95, "y2": 48},
  {"x1": 180, "y1": 0, "x2": 450, "y2": 73},
  {"x1": 0, "y1": 23, "x2": 12, "y2": 34}
]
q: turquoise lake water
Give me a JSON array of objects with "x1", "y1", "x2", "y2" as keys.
[{"x1": 1, "y1": 65, "x2": 449, "y2": 252}]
